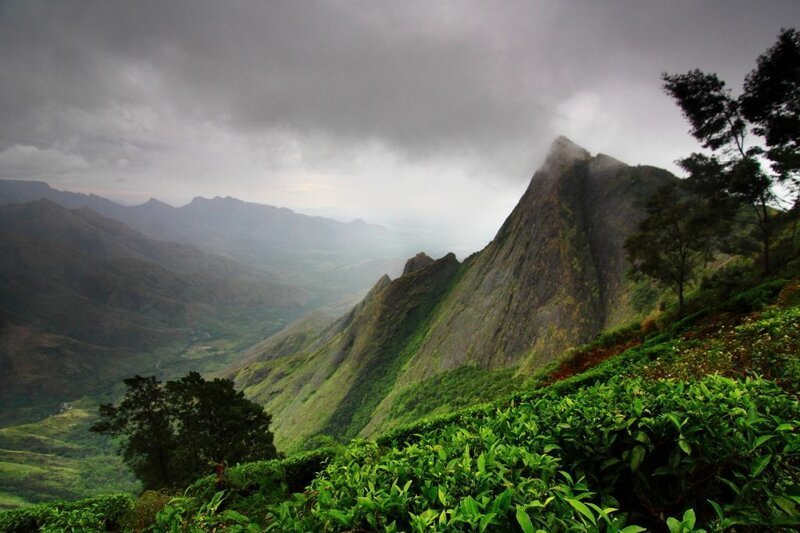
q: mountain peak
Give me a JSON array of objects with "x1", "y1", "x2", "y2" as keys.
[
  {"x1": 545, "y1": 136, "x2": 591, "y2": 166},
  {"x1": 402, "y1": 252, "x2": 435, "y2": 276},
  {"x1": 141, "y1": 197, "x2": 170, "y2": 208}
]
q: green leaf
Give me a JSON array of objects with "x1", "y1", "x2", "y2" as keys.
[
  {"x1": 633, "y1": 398, "x2": 643, "y2": 417},
  {"x1": 477, "y1": 452, "x2": 486, "y2": 474},
  {"x1": 620, "y1": 526, "x2": 648, "y2": 533},
  {"x1": 753, "y1": 434, "x2": 775, "y2": 449},
  {"x1": 356, "y1": 496, "x2": 376, "y2": 510},
  {"x1": 752, "y1": 454, "x2": 772, "y2": 476},
  {"x1": 566, "y1": 498, "x2": 596, "y2": 526},
  {"x1": 707, "y1": 499, "x2": 724, "y2": 521},
  {"x1": 516, "y1": 507, "x2": 535, "y2": 533},
  {"x1": 479, "y1": 512, "x2": 496, "y2": 532},
  {"x1": 630, "y1": 445, "x2": 646, "y2": 471},
  {"x1": 774, "y1": 495, "x2": 799, "y2": 517},
  {"x1": 327, "y1": 509, "x2": 350, "y2": 526},
  {"x1": 666, "y1": 516, "x2": 681, "y2": 533},
  {"x1": 462, "y1": 496, "x2": 480, "y2": 516},
  {"x1": 682, "y1": 508, "x2": 696, "y2": 528},
  {"x1": 678, "y1": 438, "x2": 691, "y2": 455},
  {"x1": 438, "y1": 486, "x2": 447, "y2": 506}
]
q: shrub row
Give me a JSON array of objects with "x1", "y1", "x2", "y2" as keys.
[{"x1": 0, "y1": 493, "x2": 133, "y2": 532}]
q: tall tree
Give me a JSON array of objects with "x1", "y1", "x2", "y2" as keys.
[
  {"x1": 663, "y1": 69, "x2": 776, "y2": 274},
  {"x1": 742, "y1": 28, "x2": 800, "y2": 255},
  {"x1": 625, "y1": 184, "x2": 716, "y2": 316},
  {"x1": 166, "y1": 372, "x2": 277, "y2": 482},
  {"x1": 91, "y1": 372, "x2": 277, "y2": 489}
]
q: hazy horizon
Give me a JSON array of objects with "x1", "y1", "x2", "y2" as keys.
[{"x1": 1, "y1": 0, "x2": 798, "y2": 252}]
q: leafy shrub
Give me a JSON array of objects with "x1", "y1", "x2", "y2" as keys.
[
  {"x1": 0, "y1": 493, "x2": 132, "y2": 532},
  {"x1": 152, "y1": 490, "x2": 261, "y2": 532},
  {"x1": 723, "y1": 279, "x2": 786, "y2": 313},
  {"x1": 122, "y1": 490, "x2": 172, "y2": 532},
  {"x1": 262, "y1": 375, "x2": 800, "y2": 531},
  {"x1": 188, "y1": 447, "x2": 338, "y2": 500}
]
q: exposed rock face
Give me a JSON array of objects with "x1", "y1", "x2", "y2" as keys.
[
  {"x1": 232, "y1": 137, "x2": 676, "y2": 447},
  {"x1": 406, "y1": 137, "x2": 674, "y2": 375},
  {"x1": 402, "y1": 252, "x2": 435, "y2": 276}
]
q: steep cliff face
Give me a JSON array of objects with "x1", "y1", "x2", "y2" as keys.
[
  {"x1": 233, "y1": 137, "x2": 676, "y2": 448},
  {"x1": 403, "y1": 137, "x2": 675, "y2": 378}
]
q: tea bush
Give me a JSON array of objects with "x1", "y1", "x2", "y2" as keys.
[
  {"x1": 0, "y1": 493, "x2": 132, "y2": 532},
  {"x1": 265, "y1": 376, "x2": 800, "y2": 531}
]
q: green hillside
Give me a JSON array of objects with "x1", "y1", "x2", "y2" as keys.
[
  {"x1": 3, "y1": 274, "x2": 798, "y2": 531},
  {"x1": 0, "y1": 407, "x2": 138, "y2": 511}
]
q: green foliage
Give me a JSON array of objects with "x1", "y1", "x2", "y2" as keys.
[
  {"x1": 175, "y1": 447, "x2": 341, "y2": 527},
  {"x1": 0, "y1": 493, "x2": 132, "y2": 533},
  {"x1": 91, "y1": 372, "x2": 277, "y2": 491},
  {"x1": 122, "y1": 490, "x2": 172, "y2": 532},
  {"x1": 723, "y1": 278, "x2": 787, "y2": 313},
  {"x1": 152, "y1": 490, "x2": 262, "y2": 532},
  {"x1": 264, "y1": 375, "x2": 800, "y2": 531},
  {"x1": 625, "y1": 183, "x2": 717, "y2": 314},
  {"x1": 387, "y1": 366, "x2": 524, "y2": 427}
]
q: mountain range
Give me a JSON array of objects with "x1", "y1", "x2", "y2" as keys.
[{"x1": 0, "y1": 180, "x2": 420, "y2": 302}]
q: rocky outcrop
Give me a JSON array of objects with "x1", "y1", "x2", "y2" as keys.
[{"x1": 402, "y1": 252, "x2": 435, "y2": 276}]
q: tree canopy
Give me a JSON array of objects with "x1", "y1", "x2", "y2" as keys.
[
  {"x1": 662, "y1": 27, "x2": 800, "y2": 274},
  {"x1": 91, "y1": 372, "x2": 277, "y2": 490},
  {"x1": 625, "y1": 184, "x2": 716, "y2": 315}
]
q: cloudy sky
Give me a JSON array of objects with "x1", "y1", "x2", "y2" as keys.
[{"x1": 1, "y1": 1, "x2": 798, "y2": 252}]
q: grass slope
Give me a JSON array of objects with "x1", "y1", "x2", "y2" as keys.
[{"x1": 0, "y1": 408, "x2": 138, "y2": 510}]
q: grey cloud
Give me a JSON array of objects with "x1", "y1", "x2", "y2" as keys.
[{"x1": 1, "y1": 0, "x2": 799, "y2": 250}]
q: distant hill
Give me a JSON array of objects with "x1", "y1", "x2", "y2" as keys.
[
  {"x1": 230, "y1": 137, "x2": 677, "y2": 449},
  {"x1": 0, "y1": 200, "x2": 307, "y2": 424},
  {"x1": 0, "y1": 181, "x2": 417, "y2": 302}
]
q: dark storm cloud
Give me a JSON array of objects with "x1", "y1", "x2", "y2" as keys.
[
  {"x1": 1, "y1": 0, "x2": 799, "y2": 249},
  {"x1": 2, "y1": 0, "x2": 797, "y2": 159}
]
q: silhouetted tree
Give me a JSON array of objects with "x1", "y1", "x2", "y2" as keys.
[
  {"x1": 91, "y1": 372, "x2": 277, "y2": 489},
  {"x1": 166, "y1": 371, "x2": 277, "y2": 483},
  {"x1": 742, "y1": 28, "x2": 800, "y2": 256},
  {"x1": 663, "y1": 70, "x2": 776, "y2": 274},
  {"x1": 662, "y1": 28, "x2": 800, "y2": 274},
  {"x1": 742, "y1": 28, "x2": 800, "y2": 184}
]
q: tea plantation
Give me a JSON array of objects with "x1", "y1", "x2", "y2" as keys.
[{"x1": 2, "y1": 280, "x2": 799, "y2": 531}]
